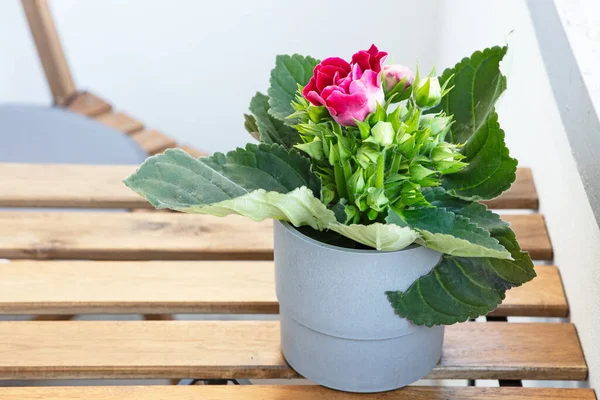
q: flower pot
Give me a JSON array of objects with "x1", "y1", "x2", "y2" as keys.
[{"x1": 274, "y1": 221, "x2": 444, "y2": 393}]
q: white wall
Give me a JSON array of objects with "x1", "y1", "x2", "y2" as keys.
[
  {"x1": 437, "y1": 0, "x2": 600, "y2": 389},
  {"x1": 1, "y1": 0, "x2": 599, "y2": 390},
  {"x1": 0, "y1": 0, "x2": 441, "y2": 153}
]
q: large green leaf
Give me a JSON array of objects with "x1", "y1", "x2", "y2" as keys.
[
  {"x1": 441, "y1": 112, "x2": 517, "y2": 200},
  {"x1": 387, "y1": 207, "x2": 511, "y2": 259},
  {"x1": 328, "y1": 222, "x2": 419, "y2": 251},
  {"x1": 124, "y1": 145, "x2": 320, "y2": 207},
  {"x1": 268, "y1": 54, "x2": 319, "y2": 122},
  {"x1": 433, "y1": 46, "x2": 517, "y2": 200},
  {"x1": 435, "y1": 46, "x2": 507, "y2": 144},
  {"x1": 423, "y1": 187, "x2": 509, "y2": 234},
  {"x1": 248, "y1": 92, "x2": 301, "y2": 149},
  {"x1": 180, "y1": 186, "x2": 335, "y2": 230},
  {"x1": 386, "y1": 229, "x2": 536, "y2": 326}
]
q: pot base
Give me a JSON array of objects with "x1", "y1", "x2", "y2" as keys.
[{"x1": 280, "y1": 308, "x2": 444, "y2": 393}]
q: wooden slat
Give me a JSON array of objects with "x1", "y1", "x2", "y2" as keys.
[
  {"x1": 21, "y1": 0, "x2": 77, "y2": 105},
  {"x1": 0, "y1": 164, "x2": 537, "y2": 210},
  {"x1": 0, "y1": 386, "x2": 594, "y2": 400},
  {"x1": 484, "y1": 168, "x2": 538, "y2": 210},
  {"x1": 66, "y1": 92, "x2": 112, "y2": 117},
  {"x1": 130, "y1": 129, "x2": 177, "y2": 155},
  {"x1": 0, "y1": 163, "x2": 151, "y2": 209},
  {"x1": 0, "y1": 321, "x2": 586, "y2": 380},
  {"x1": 0, "y1": 212, "x2": 551, "y2": 261},
  {"x1": 94, "y1": 112, "x2": 144, "y2": 134},
  {"x1": 505, "y1": 214, "x2": 553, "y2": 260},
  {"x1": 0, "y1": 262, "x2": 567, "y2": 317}
]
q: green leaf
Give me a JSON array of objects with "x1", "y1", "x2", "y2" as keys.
[
  {"x1": 243, "y1": 114, "x2": 260, "y2": 141},
  {"x1": 423, "y1": 187, "x2": 509, "y2": 234},
  {"x1": 249, "y1": 92, "x2": 301, "y2": 149},
  {"x1": 328, "y1": 222, "x2": 420, "y2": 251},
  {"x1": 179, "y1": 186, "x2": 336, "y2": 230},
  {"x1": 387, "y1": 207, "x2": 511, "y2": 259},
  {"x1": 432, "y1": 45, "x2": 517, "y2": 200},
  {"x1": 268, "y1": 54, "x2": 320, "y2": 122},
  {"x1": 124, "y1": 144, "x2": 321, "y2": 209},
  {"x1": 441, "y1": 112, "x2": 517, "y2": 200},
  {"x1": 386, "y1": 228, "x2": 536, "y2": 326},
  {"x1": 434, "y1": 46, "x2": 508, "y2": 144}
]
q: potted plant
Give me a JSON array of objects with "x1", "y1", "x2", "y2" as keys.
[{"x1": 124, "y1": 44, "x2": 535, "y2": 393}]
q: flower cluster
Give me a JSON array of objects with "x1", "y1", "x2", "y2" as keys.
[{"x1": 292, "y1": 45, "x2": 463, "y2": 224}]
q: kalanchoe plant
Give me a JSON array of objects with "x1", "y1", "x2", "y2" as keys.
[{"x1": 125, "y1": 44, "x2": 536, "y2": 327}]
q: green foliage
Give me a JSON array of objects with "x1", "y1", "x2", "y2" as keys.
[
  {"x1": 268, "y1": 54, "x2": 320, "y2": 122},
  {"x1": 248, "y1": 92, "x2": 301, "y2": 149},
  {"x1": 386, "y1": 228, "x2": 535, "y2": 326},
  {"x1": 124, "y1": 145, "x2": 320, "y2": 207},
  {"x1": 432, "y1": 46, "x2": 517, "y2": 200},
  {"x1": 442, "y1": 112, "x2": 518, "y2": 200},
  {"x1": 125, "y1": 44, "x2": 535, "y2": 327},
  {"x1": 387, "y1": 205, "x2": 511, "y2": 259}
]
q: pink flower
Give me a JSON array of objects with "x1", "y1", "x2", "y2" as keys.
[
  {"x1": 383, "y1": 64, "x2": 415, "y2": 92},
  {"x1": 302, "y1": 45, "x2": 387, "y2": 126}
]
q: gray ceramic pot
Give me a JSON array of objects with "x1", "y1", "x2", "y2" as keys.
[{"x1": 274, "y1": 221, "x2": 444, "y2": 393}]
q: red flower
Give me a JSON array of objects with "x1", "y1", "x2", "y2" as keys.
[{"x1": 302, "y1": 45, "x2": 387, "y2": 126}]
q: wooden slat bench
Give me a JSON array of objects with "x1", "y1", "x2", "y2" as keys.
[
  {"x1": 0, "y1": 386, "x2": 595, "y2": 400},
  {"x1": 0, "y1": 262, "x2": 568, "y2": 317},
  {"x1": 11, "y1": 1, "x2": 591, "y2": 397},
  {"x1": 0, "y1": 161, "x2": 592, "y2": 400}
]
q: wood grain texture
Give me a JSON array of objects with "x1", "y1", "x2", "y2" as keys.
[
  {"x1": 130, "y1": 129, "x2": 177, "y2": 155},
  {"x1": 0, "y1": 262, "x2": 566, "y2": 317},
  {"x1": 21, "y1": 0, "x2": 76, "y2": 104},
  {"x1": 94, "y1": 112, "x2": 144, "y2": 134},
  {"x1": 505, "y1": 214, "x2": 553, "y2": 260},
  {"x1": 0, "y1": 212, "x2": 551, "y2": 261},
  {"x1": 484, "y1": 168, "x2": 538, "y2": 210},
  {"x1": 66, "y1": 92, "x2": 112, "y2": 117},
  {"x1": 0, "y1": 163, "x2": 536, "y2": 210},
  {"x1": 0, "y1": 321, "x2": 586, "y2": 380},
  {"x1": 0, "y1": 163, "x2": 151, "y2": 209},
  {"x1": 0, "y1": 212, "x2": 273, "y2": 260},
  {"x1": 0, "y1": 386, "x2": 594, "y2": 400}
]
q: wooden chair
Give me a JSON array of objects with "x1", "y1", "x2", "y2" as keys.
[{"x1": 21, "y1": 0, "x2": 205, "y2": 158}]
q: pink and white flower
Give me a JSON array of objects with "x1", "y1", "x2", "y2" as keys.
[{"x1": 302, "y1": 45, "x2": 387, "y2": 126}]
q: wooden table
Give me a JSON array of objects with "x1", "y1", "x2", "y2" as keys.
[{"x1": 0, "y1": 163, "x2": 594, "y2": 399}]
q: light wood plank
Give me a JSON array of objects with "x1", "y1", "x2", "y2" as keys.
[
  {"x1": 0, "y1": 163, "x2": 151, "y2": 209},
  {"x1": 484, "y1": 168, "x2": 538, "y2": 210},
  {"x1": 0, "y1": 212, "x2": 551, "y2": 261},
  {"x1": 21, "y1": 0, "x2": 76, "y2": 104},
  {"x1": 0, "y1": 386, "x2": 594, "y2": 400},
  {"x1": 95, "y1": 112, "x2": 144, "y2": 134},
  {"x1": 0, "y1": 263, "x2": 566, "y2": 317},
  {"x1": 0, "y1": 163, "x2": 537, "y2": 210},
  {"x1": 0, "y1": 321, "x2": 586, "y2": 380},
  {"x1": 0, "y1": 212, "x2": 273, "y2": 260},
  {"x1": 506, "y1": 214, "x2": 553, "y2": 260},
  {"x1": 130, "y1": 129, "x2": 177, "y2": 155},
  {"x1": 66, "y1": 92, "x2": 112, "y2": 117}
]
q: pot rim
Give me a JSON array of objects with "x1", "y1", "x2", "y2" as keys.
[{"x1": 277, "y1": 220, "x2": 421, "y2": 255}]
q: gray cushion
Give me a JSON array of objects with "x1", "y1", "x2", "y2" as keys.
[{"x1": 0, "y1": 104, "x2": 147, "y2": 164}]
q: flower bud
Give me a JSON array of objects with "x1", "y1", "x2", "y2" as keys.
[
  {"x1": 371, "y1": 121, "x2": 395, "y2": 146},
  {"x1": 383, "y1": 64, "x2": 415, "y2": 92},
  {"x1": 414, "y1": 76, "x2": 442, "y2": 109},
  {"x1": 419, "y1": 113, "x2": 453, "y2": 138}
]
